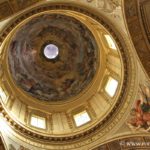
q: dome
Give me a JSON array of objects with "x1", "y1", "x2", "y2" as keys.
[
  {"x1": 8, "y1": 14, "x2": 98, "y2": 101},
  {"x1": 0, "y1": 1, "x2": 137, "y2": 149}
]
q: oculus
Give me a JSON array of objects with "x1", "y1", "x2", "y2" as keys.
[{"x1": 43, "y1": 44, "x2": 59, "y2": 59}]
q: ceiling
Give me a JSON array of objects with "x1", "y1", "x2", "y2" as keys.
[{"x1": 0, "y1": 0, "x2": 149, "y2": 150}]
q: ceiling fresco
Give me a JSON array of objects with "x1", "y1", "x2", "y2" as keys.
[
  {"x1": 127, "y1": 84, "x2": 150, "y2": 132},
  {"x1": 8, "y1": 14, "x2": 98, "y2": 101}
]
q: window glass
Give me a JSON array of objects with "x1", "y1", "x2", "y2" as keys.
[
  {"x1": 31, "y1": 115, "x2": 46, "y2": 129},
  {"x1": 105, "y1": 77, "x2": 118, "y2": 97},
  {"x1": 73, "y1": 110, "x2": 91, "y2": 127}
]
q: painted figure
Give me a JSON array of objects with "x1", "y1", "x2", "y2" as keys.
[{"x1": 127, "y1": 85, "x2": 150, "y2": 131}]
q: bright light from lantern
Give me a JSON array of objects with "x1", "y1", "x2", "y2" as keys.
[
  {"x1": 31, "y1": 115, "x2": 46, "y2": 129},
  {"x1": 104, "y1": 34, "x2": 117, "y2": 50},
  {"x1": 73, "y1": 110, "x2": 91, "y2": 127},
  {"x1": 43, "y1": 44, "x2": 59, "y2": 59},
  {"x1": 105, "y1": 77, "x2": 118, "y2": 97}
]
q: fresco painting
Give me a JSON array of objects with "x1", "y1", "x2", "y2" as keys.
[
  {"x1": 8, "y1": 14, "x2": 98, "y2": 101},
  {"x1": 127, "y1": 84, "x2": 150, "y2": 131}
]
